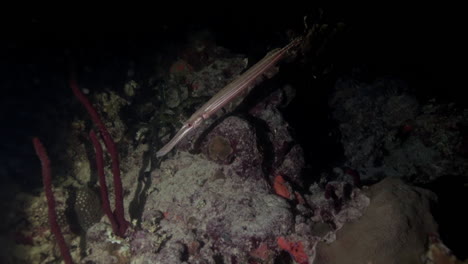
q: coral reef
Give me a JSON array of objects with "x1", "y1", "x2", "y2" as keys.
[
  {"x1": 330, "y1": 74, "x2": 468, "y2": 183},
  {"x1": 8, "y1": 29, "x2": 465, "y2": 264},
  {"x1": 8, "y1": 185, "x2": 79, "y2": 263}
]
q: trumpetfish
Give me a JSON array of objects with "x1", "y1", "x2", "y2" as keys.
[{"x1": 156, "y1": 37, "x2": 302, "y2": 157}]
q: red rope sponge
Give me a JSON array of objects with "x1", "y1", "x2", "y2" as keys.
[
  {"x1": 70, "y1": 77, "x2": 128, "y2": 236},
  {"x1": 32, "y1": 138, "x2": 73, "y2": 264},
  {"x1": 89, "y1": 130, "x2": 120, "y2": 235}
]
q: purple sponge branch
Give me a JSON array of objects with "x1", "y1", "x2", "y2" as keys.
[
  {"x1": 70, "y1": 77, "x2": 128, "y2": 236},
  {"x1": 89, "y1": 130, "x2": 120, "y2": 235},
  {"x1": 32, "y1": 138, "x2": 73, "y2": 264}
]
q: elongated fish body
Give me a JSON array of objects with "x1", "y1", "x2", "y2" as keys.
[{"x1": 156, "y1": 37, "x2": 302, "y2": 157}]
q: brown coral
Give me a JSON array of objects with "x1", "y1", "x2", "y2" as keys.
[{"x1": 208, "y1": 135, "x2": 233, "y2": 163}]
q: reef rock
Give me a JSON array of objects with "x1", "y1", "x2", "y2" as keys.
[
  {"x1": 141, "y1": 152, "x2": 293, "y2": 263},
  {"x1": 330, "y1": 74, "x2": 468, "y2": 184},
  {"x1": 315, "y1": 178, "x2": 438, "y2": 264}
]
